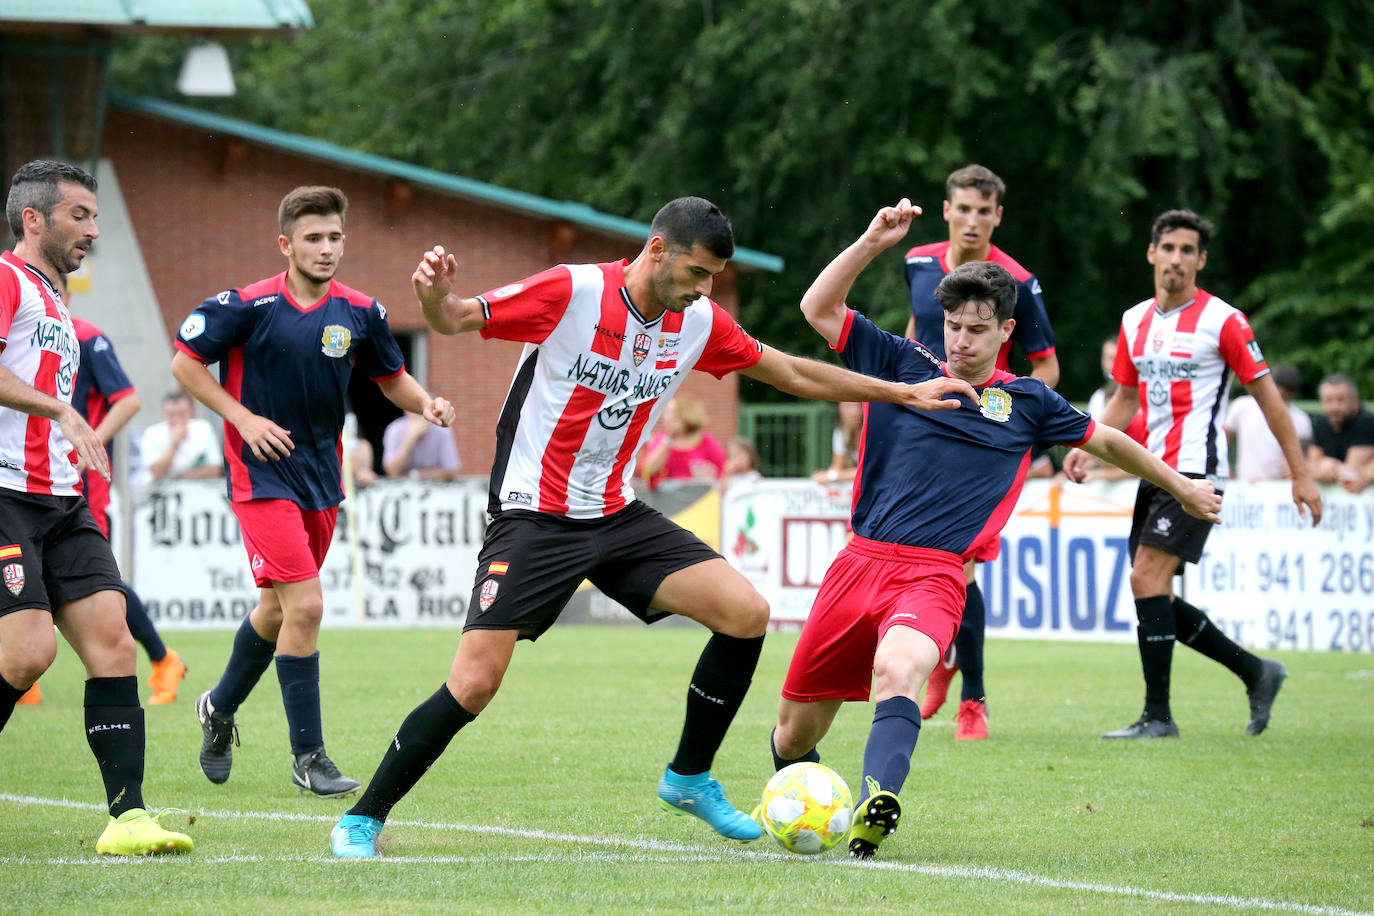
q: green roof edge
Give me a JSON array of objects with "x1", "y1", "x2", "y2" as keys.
[{"x1": 106, "y1": 91, "x2": 783, "y2": 273}]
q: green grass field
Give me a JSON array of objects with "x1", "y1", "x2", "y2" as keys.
[{"x1": 1, "y1": 626, "x2": 1371, "y2": 915}]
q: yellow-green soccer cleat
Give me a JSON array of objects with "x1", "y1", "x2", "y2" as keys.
[
  {"x1": 847, "y1": 790, "x2": 901, "y2": 859},
  {"x1": 95, "y1": 808, "x2": 194, "y2": 856}
]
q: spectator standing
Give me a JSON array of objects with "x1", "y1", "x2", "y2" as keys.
[{"x1": 640, "y1": 395, "x2": 725, "y2": 488}]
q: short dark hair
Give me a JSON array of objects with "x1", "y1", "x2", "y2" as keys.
[
  {"x1": 946, "y1": 164, "x2": 1005, "y2": 206},
  {"x1": 934, "y1": 260, "x2": 1017, "y2": 322},
  {"x1": 1270, "y1": 364, "x2": 1302, "y2": 395},
  {"x1": 278, "y1": 186, "x2": 348, "y2": 236},
  {"x1": 6, "y1": 159, "x2": 98, "y2": 237},
  {"x1": 1150, "y1": 209, "x2": 1213, "y2": 251},
  {"x1": 1319, "y1": 372, "x2": 1358, "y2": 397},
  {"x1": 163, "y1": 389, "x2": 192, "y2": 405},
  {"x1": 649, "y1": 197, "x2": 734, "y2": 260}
]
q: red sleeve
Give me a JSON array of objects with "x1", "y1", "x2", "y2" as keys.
[
  {"x1": 693, "y1": 303, "x2": 763, "y2": 379},
  {"x1": 1110, "y1": 324, "x2": 1137, "y2": 387},
  {"x1": 477, "y1": 265, "x2": 574, "y2": 344},
  {"x1": 1217, "y1": 312, "x2": 1267, "y2": 384},
  {"x1": 0, "y1": 268, "x2": 20, "y2": 340}
]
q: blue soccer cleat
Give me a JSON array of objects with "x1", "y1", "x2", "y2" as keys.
[
  {"x1": 657, "y1": 765, "x2": 762, "y2": 841},
  {"x1": 331, "y1": 813, "x2": 382, "y2": 858}
]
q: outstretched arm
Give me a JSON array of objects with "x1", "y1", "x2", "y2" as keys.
[
  {"x1": 412, "y1": 246, "x2": 488, "y2": 335},
  {"x1": 1245, "y1": 373, "x2": 1323, "y2": 523},
  {"x1": 1079, "y1": 423, "x2": 1221, "y2": 522},
  {"x1": 740, "y1": 345, "x2": 975, "y2": 410},
  {"x1": 171, "y1": 350, "x2": 293, "y2": 462}
]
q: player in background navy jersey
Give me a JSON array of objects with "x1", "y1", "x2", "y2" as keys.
[
  {"x1": 172, "y1": 186, "x2": 455, "y2": 798},
  {"x1": 769, "y1": 201, "x2": 1220, "y2": 858},
  {"x1": 902, "y1": 165, "x2": 1058, "y2": 741}
]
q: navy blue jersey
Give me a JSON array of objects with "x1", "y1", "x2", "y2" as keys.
[
  {"x1": 174, "y1": 272, "x2": 405, "y2": 511},
  {"x1": 836, "y1": 308, "x2": 1092, "y2": 556},
  {"x1": 904, "y1": 241, "x2": 1055, "y2": 370},
  {"x1": 72, "y1": 316, "x2": 136, "y2": 534}
]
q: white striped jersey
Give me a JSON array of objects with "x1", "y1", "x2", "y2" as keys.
[
  {"x1": 1112, "y1": 288, "x2": 1268, "y2": 479},
  {"x1": 477, "y1": 259, "x2": 762, "y2": 519},
  {"x1": 0, "y1": 252, "x2": 82, "y2": 495}
]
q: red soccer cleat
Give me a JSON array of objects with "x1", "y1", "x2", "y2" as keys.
[
  {"x1": 954, "y1": 699, "x2": 988, "y2": 740},
  {"x1": 920, "y1": 645, "x2": 957, "y2": 720}
]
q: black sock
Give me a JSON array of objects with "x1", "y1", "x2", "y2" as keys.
[
  {"x1": 0, "y1": 674, "x2": 25, "y2": 734},
  {"x1": 350, "y1": 685, "x2": 475, "y2": 822},
  {"x1": 84, "y1": 676, "x2": 146, "y2": 817},
  {"x1": 209, "y1": 616, "x2": 276, "y2": 715},
  {"x1": 276, "y1": 653, "x2": 323, "y2": 755},
  {"x1": 670, "y1": 633, "x2": 764, "y2": 776},
  {"x1": 1135, "y1": 596, "x2": 1176, "y2": 720},
  {"x1": 861, "y1": 696, "x2": 922, "y2": 798},
  {"x1": 957, "y1": 582, "x2": 987, "y2": 702},
  {"x1": 1173, "y1": 597, "x2": 1263, "y2": 685},
  {"x1": 124, "y1": 585, "x2": 166, "y2": 663},
  {"x1": 769, "y1": 726, "x2": 820, "y2": 772}
]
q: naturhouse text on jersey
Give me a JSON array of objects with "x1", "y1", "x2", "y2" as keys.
[
  {"x1": 32, "y1": 317, "x2": 79, "y2": 398},
  {"x1": 568, "y1": 335, "x2": 678, "y2": 428}
]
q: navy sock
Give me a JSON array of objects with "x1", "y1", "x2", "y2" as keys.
[
  {"x1": 0, "y1": 674, "x2": 25, "y2": 734},
  {"x1": 123, "y1": 585, "x2": 166, "y2": 663},
  {"x1": 1173, "y1": 597, "x2": 1263, "y2": 685},
  {"x1": 861, "y1": 696, "x2": 922, "y2": 798},
  {"x1": 84, "y1": 676, "x2": 146, "y2": 817},
  {"x1": 276, "y1": 652, "x2": 323, "y2": 756},
  {"x1": 769, "y1": 726, "x2": 820, "y2": 772},
  {"x1": 1135, "y1": 596, "x2": 1176, "y2": 720},
  {"x1": 209, "y1": 616, "x2": 276, "y2": 715},
  {"x1": 670, "y1": 633, "x2": 764, "y2": 776},
  {"x1": 957, "y1": 582, "x2": 987, "y2": 702},
  {"x1": 351, "y1": 685, "x2": 475, "y2": 823}
]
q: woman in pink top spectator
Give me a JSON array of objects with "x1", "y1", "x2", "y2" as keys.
[{"x1": 641, "y1": 395, "x2": 725, "y2": 489}]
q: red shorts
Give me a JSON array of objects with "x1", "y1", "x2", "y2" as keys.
[
  {"x1": 231, "y1": 498, "x2": 338, "y2": 587},
  {"x1": 965, "y1": 537, "x2": 1000, "y2": 563},
  {"x1": 781, "y1": 536, "x2": 966, "y2": 703}
]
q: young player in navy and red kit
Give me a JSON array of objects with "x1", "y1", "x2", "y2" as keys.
[
  {"x1": 770, "y1": 200, "x2": 1221, "y2": 858},
  {"x1": 173, "y1": 186, "x2": 454, "y2": 797},
  {"x1": 903, "y1": 165, "x2": 1058, "y2": 740},
  {"x1": 69, "y1": 313, "x2": 189, "y2": 705},
  {"x1": 1063, "y1": 209, "x2": 1321, "y2": 739},
  {"x1": 330, "y1": 196, "x2": 977, "y2": 858},
  {"x1": 0, "y1": 160, "x2": 192, "y2": 855}
]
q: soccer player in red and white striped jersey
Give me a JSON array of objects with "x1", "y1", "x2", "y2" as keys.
[
  {"x1": 331, "y1": 196, "x2": 977, "y2": 858},
  {"x1": 0, "y1": 160, "x2": 191, "y2": 855},
  {"x1": 1064, "y1": 209, "x2": 1322, "y2": 740}
]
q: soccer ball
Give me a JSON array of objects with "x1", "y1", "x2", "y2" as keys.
[{"x1": 760, "y1": 762, "x2": 854, "y2": 855}]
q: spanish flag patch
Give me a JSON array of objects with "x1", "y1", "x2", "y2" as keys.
[
  {"x1": 0, "y1": 545, "x2": 21, "y2": 561},
  {"x1": 489, "y1": 561, "x2": 509, "y2": 575}
]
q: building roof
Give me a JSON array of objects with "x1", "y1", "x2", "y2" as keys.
[
  {"x1": 106, "y1": 92, "x2": 784, "y2": 273},
  {"x1": 0, "y1": 0, "x2": 313, "y2": 32}
]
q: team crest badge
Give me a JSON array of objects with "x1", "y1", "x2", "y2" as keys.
[
  {"x1": 1151, "y1": 328, "x2": 1166, "y2": 353},
  {"x1": 479, "y1": 578, "x2": 500, "y2": 611},
  {"x1": 3, "y1": 562, "x2": 24, "y2": 597},
  {"x1": 632, "y1": 333, "x2": 651, "y2": 367},
  {"x1": 978, "y1": 387, "x2": 1013, "y2": 423},
  {"x1": 320, "y1": 325, "x2": 352, "y2": 358}
]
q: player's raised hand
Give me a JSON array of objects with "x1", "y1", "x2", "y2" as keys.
[
  {"x1": 863, "y1": 199, "x2": 923, "y2": 251},
  {"x1": 900, "y1": 376, "x2": 976, "y2": 411},
  {"x1": 412, "y1": 245, "x2": 458, "y2": 310},
  {"x1": 233, "y1": 411, "x2": 294, "y2": 461},
  {"x1": 424, "y1": 396, "x2": 456, "y2": 428},
  {"x1": 59, "y1": 407, "x2": 110, "y2": 481},
  {"x1": 1177, "y1": 477, "x2": 1223, "y2": 523}
]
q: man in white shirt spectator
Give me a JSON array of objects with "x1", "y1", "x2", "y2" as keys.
[
  {"x1": 1225, "y1": 364, "x2": 1312, "y2": 482},
  {"x1": 381, "y1": 412, "x2": 460, "y2": 480},
  {"x1": 139, "y1": 390, "x2": 222, "y2": 485}
]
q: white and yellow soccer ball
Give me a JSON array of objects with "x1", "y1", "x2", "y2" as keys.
[{"x1": 760, "y1": 762, "x2": 854, "y2": 855}]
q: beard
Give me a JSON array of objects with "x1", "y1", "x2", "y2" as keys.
[{"x1": 40, "y1": 233, "x2": 84, "y2": 275}]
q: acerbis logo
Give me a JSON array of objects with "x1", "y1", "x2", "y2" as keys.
[{"x1": 251, "y1": 296, "x2": 276, "y2": 307}]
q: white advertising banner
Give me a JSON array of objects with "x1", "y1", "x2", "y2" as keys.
[
  {"x1": 721, "y1": 478, "x2": 1373, "y2": 653},
  {"x1": 129, "y1": 478, "x2": 487, "y2": 630}
]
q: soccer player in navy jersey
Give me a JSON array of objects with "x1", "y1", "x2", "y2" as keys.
[
  {"x1": 903, "y1": 165, "x2": 1058, "y2": 741},
  {"x1": 329, "y1": 196, "x2": 977, "y2": 858},
  {"x1": 1063, "y1": 209, "x2": 1321, "y2": 739},
  {"x1": 769, "y1": 200, "x2": 1221, "y2": 858},
  {"x1": 172, "y1": 186, "x2": 455, "y2": 797}
]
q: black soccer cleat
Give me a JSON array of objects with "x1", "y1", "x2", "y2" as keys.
[
  {"x1": 196, "y1": 689, "x2": 239, "y2": 784},
  {"x1": 1101, "y1": 714, "x2": 1179, "y2": 739},
  {"x1": 1245, "y1": 659, "x2": 1287, "y2": 735},
  {"x1": 292, "y1": 748, "x2": 361, "y2": 798}
]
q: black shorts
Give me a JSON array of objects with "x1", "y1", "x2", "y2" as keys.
[
  {"x1": 465, "y1": 501, "x2": 721, "y2": 640},
  {"x1": 1128, "y1": 476, "x2": 1219, "y2": 568},
  {"x1": 0, "y1": 491, "x2": 124, "y2": 617}
]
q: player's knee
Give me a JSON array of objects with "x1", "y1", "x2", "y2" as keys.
[
  {"x1": 872, "y1": 652, "x2": 924, "y2": 700},
  {"x1": 1129, "y1": 564, "x2": 1167, "y2": 598},
  {"x1": 772, "y1": 722, "x2": 811, "y2": 761},
  {"x1": 284, "y1": 595, "x2": 325, "y2": 630},
  {"x1": 3, "y1": 643, "x2": 57, "y2": 685},
  {"x1": 447, "y1": 666, "x2": 503, "y2": 714},
  {"x1": 724, "y1": 591, "x2": 769, "y2": 638}
]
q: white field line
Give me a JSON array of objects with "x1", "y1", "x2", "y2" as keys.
[{"x1": 1, "y1": 793, "x2": 1369, "y2": 916}]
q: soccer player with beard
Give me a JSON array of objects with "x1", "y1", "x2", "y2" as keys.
[{"x1": 173, "y1": 186, "x2": 455, "y2": 797}]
